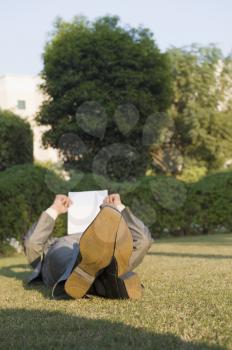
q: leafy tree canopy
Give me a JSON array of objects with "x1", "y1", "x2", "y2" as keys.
[
  {"x1": 165, "y1": 45, "x2": 232, "y2": 173},
  {"x1": 37, "y1": 15, "x2": 172, "y2": 180}
]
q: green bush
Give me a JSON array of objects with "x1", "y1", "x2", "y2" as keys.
[
  {"x1": 0, "y1": 241, "x2": 16, "y2": 256},
  {"x1": 123, "y1": 175, "x2": 186, "y2": 237},
  {"x1": 0, "y1": 166, "x2": 105, "y2": 243},
  {"x1": 0, "y1": 164, "x2": 55, "y2": 242},
  {"x1": 185, "y1": 171, "x2": 232, "y2": 234},
  {"x1": 131, "y1": 171, "x2": 232, "y2": 237},
  {"x1": 1, "y1": 164, "x2": 232, "y2": 248},
  {"x1": 0, "y1": 110, "x2": 33, "y2": 171},
  {"x1": 82, "y1": 171, "x2": 232, "y2": 238},
  {"x1": 60, "y1": 173, "x2": 186, "y2": 238}
]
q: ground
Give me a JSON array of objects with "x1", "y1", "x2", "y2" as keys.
[{"x1": 0, "y1": 234, "x2": 231, "y2": 350}]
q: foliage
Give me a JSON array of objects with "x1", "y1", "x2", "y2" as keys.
[
  {"x1": 122, "y1": 170, "x2": 232, "y2": 237},
  {"x1": 168, "y1": 44, "x2": 224, "y2": 112},
  {"x1": 176, "y1": 107, "x2": 232, "y2": 170},
  {"x1": 166, "y1": 45, "x2": 232, "y2": 174},
  {"x1": 0, "y1": 241, "x2": 16, "y2": 256},
  {"x1": 0, "y1": 164, "x2": 55, "y2": 242},
  {"x1": 0, "y1": 109, "x2": 33, "y2": 171},
  {"x1": 185, "y1": 171, "x2": 232, "y2": 234},
  {"x1": 1, "y1": 160, "x2": 232, "y2": 243},
  {"x1": 177, "y1": 158, "x2": 207, "y2": 183},
  {"x1": 37, "y1": 15, "x2": 172, "y2": 179},
  {"x1": 30, "y1": 169, "x2": 232, "y2": 239}
]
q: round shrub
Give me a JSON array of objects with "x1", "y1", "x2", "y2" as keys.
[
  {"x1": 0, "y1": 164, "x2": 56, "y2": 242},
  {"x1": 0, "y1": 110, "x2": 33, "y2": 171}
]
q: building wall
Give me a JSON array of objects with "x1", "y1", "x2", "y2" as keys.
[{"x1": 0, "y1": 75, "x2": 58, "y2": 162}]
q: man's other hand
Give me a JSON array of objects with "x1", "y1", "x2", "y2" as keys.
[
  {"x1": 103, "y1": 193, "x2": 124, "y2": 207},
  {"x1": 51, "y1": 195, "x2": 73, "y2": 215}
]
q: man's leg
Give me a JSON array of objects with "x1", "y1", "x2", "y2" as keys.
[
  {"x1": 64, "y1": 206, "x2": 122, "y2": 298},
  {"x1": 93, "y1": 215, "x2": 143, "y2": 300}
]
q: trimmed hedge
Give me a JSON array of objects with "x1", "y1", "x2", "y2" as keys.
[
  {"x1": 126, "y1": 172, "x2": 232, "y2": 237},
  {"x1": 45, "y1": 170, "x2": 232, "y2": 238},
  {"x1": 124, "y1": 173, "x2": 232, "y2": 237},
  {"x1": 185, "y1": 171, "x2": 232, "y2": 235},
  {"x1": 0, "y1": 164, "x2": 232, "y2": 244},
  {"x1": 0, "y1": 110, "x2": 33, "y2": 171}
]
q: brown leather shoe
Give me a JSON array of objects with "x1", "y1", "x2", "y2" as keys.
[
  {"x1": 114, "y1": 215, "x2": 133, "y2": 276},
  {"x1": 94, "y1": 216, "x2": 143, "y2": 300},
  {"x1": 64, "y1": 206, "x2": 121, "y2": 299},
  {"x1": 98, "y1": 258, "x2": 143, "y2": 300}
]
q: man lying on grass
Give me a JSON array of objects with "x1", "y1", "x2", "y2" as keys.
[{"x1": 23, "y1": 193, "x2": 152, "y2": 299}]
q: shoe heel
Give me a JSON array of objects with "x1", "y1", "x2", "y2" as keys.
[
  {"x1": 119, "y1": 272, "x2": 143, "y2": 300},
  {"x1": 64, "y1": 267, "x2": 95, "y2": 299}
]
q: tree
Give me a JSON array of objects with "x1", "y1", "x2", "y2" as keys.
[
  {"x1": 166, "y1": 45, "x2": 232, "y2": 175},
  {"x1": 37, "y1": 15, "x2": 172, "y2": 180}
]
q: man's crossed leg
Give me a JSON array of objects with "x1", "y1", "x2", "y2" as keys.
[{"x1": 65, "y1": 205, "x2": 142, "y2": 299}]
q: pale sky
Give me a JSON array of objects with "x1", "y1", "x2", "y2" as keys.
[{"x1": 0, "y1": 0, "x2": 231, "y2": 75}]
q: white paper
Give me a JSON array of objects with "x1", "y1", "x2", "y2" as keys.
[{"x1": 68, "y1": 190, "x2": 108, "y2": 235}]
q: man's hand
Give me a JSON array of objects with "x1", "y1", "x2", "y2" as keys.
[
  {"x1": 103, "y1": 193, "x2": 124, "y2": 207},
  {"x1": 51, "y1": 195, "x2": 73, "y2": 215}
]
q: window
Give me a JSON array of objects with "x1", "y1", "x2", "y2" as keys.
[{"x1": 17, "y1": 100, "x2": 26, "y2": 110}]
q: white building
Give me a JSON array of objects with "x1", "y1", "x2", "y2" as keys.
[{"x1": 0, "y1": 75, "x2": 58, "y2": 162}]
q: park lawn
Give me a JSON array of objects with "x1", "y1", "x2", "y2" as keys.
[{"x1": 0, "y1": 234, "x2": 231, "y2": 350}]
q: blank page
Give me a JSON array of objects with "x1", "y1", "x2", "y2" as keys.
[{"x1": 68, "y1": 190, "x2": 108, "y2": 235}]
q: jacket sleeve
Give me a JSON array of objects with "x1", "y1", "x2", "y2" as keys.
[
  {"x1": 121, "y1": 207, "x2": 153, "y2": 271},
  {"x1": 23, "y1": 212, "x2": 56, "y2": 268}
]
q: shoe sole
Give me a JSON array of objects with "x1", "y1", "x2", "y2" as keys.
[
  {"x1": 114, "y1": 217, "x2": 133, "y2": 276},
  {"x1": 100, "y1": 218, "x2": 143, "y2": 300},
  {"x1": 110, "y1": 218, "x2": 143, "y2": 300},
  {"x1": 64, "y1": 207, "x2": 121, "y2": 299}
]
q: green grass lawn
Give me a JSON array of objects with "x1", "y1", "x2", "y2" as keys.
[{"x1": 0, "y1": 234, "x2": 232, "y2": 350}]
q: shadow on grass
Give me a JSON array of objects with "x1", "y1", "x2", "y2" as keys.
[
  {"x1": 148, "y1": 252, "x2": 232, "y2": 260},
  {"x1": 0, "y1": 308, "x2": 224, "y2": 350},
  {"x1": 0, "y1": 263, "x2": 53, "y2": 299},
  {"x1": 0, "y1": 263, "x2": 31, "y2": 280}
]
